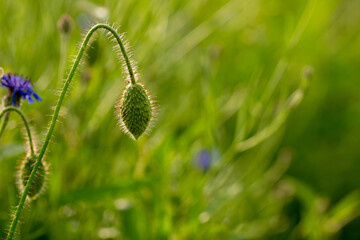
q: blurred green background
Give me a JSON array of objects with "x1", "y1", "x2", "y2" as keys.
[{"x1": 1, "y1": 0, "x2": 360, "y2": 239}]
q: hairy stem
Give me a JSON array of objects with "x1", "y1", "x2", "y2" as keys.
[
  {"x1": 0, "y1": 107, "x2": 35, "y2": 156},
  {"x1": 6, "y1": 23, "x2": 136, "y2": 240}
]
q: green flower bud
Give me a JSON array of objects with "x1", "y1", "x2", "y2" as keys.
[
  {"x1": 17, "y1": 155, "x2": 48, "y2": 200},
  {"x1": 118, "y1": 83, "x2": 153, "y2": 140}
]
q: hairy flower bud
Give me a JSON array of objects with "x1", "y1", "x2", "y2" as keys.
[
  {"x1": 17, "y1": 155, "x2": 48, "y2": 200},
  {"x1": 118, "y1": 83, "x2": 153, "y2": 140}
]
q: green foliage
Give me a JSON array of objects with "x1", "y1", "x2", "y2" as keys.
[{"x1": 0, "y1": 0, "x2": 359, "y2": 239}]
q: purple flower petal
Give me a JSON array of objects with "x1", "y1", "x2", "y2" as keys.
[
  {"x1": 33, "y1": 92, "x2": 42, "y2": 101},
  {"x1": 12, "y1": 89, "x2": 18, "y2": 106},
  {"x1": 27, "y1": 95, "x2": 35, "y2": 104},
  {"x1": 1, "y1": 72, "x2": 42, "y2": 106}
]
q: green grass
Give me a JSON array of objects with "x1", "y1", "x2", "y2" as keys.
[{"x1": 1, "y1": 0, "x2": 360, "y2": 239}]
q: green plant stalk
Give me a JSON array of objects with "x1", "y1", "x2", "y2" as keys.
[
  {"x1": 0, "y1": 107, "x2": 35, "y2": 156},
  {"x1": 224, "y1": 71, "x2": 310, "y2": 159},
  {"x1": 224, "y1": 0, "x2": 316, "y2": 159},
  {"x1": 6, "y1": 23, "x2": 136, "y2": 240}
]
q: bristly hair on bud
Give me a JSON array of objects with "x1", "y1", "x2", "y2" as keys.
[
  {"x1": 108, "y1": 28, "x2": 157, "y2": 140},
  {"x1": 16, "y1": 154, "x2": 49, "y2": 201},
  {"x1": 117, "y1": 82, "x2": 155, "y2": 140}
]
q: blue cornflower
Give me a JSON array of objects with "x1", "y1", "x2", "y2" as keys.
[
  {"x1": 193, "y1": 148, "x2": 221, "y2": 172},
  {"x1": 196, "y1": 149, "x2": 212, "y2": 172},
  {"x1": 1, "y1": 73, "x2": 42, "y2": 106}
]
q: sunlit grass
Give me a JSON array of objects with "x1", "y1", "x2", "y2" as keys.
[{"x1": 1, "y1": 0, "x2": 360, "y2": 239}]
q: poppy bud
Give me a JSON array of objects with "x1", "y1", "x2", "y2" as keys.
[
  {"x1": 17, "y1": 155, "x2": 48, "y2": 200},
  {"x1": 118, "y1": 83, "x2": 153, "y2": 140},
  {"x1": 58, "y1": 14, "x2": 73, "y2": 35}
]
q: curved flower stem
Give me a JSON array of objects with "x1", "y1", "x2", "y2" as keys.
[
  {"x1": 6, "y1": 23, "x2": 136, "y2": 240},
  {"x1": 0, "y1": 107, "x2": 35, "y2": 156}
]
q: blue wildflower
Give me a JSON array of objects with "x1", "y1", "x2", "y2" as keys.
[
  {"x1": 196, "y1": 149, "x2": 212, "y2": 172},
  {"x1": 1, "y1": 73, "x2": 42, "y2": 106}
]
